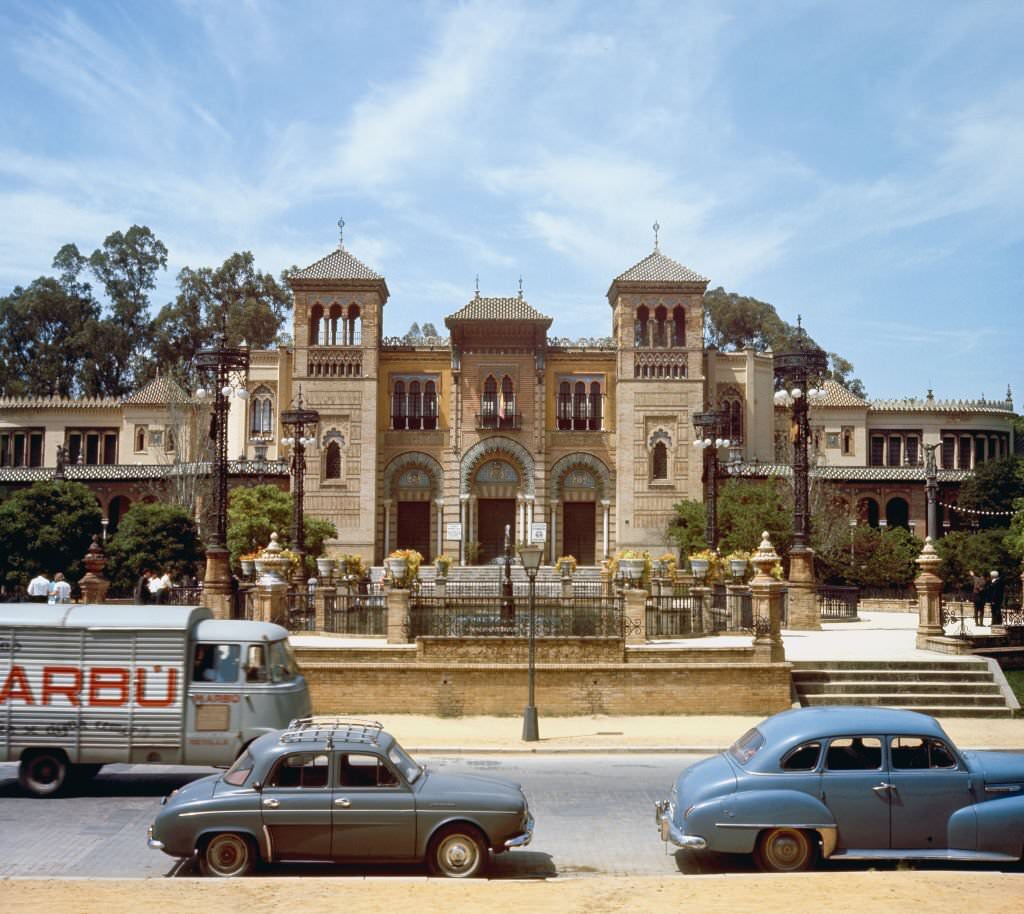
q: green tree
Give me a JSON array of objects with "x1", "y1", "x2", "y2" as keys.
[
  {"x1": 1005, "y1": 497, "x2": 1024, "y2": 566},
  {"x1": 717, "y1": 477, "x2": 792, "y2": 557},
  {"x1": 956, "y1": 456, "x2": 1024, "y2": 527},
  {"x1": 227, "y1": 485, "x2": 337, "y2": 572},
  {"x1": 0, "y1": 481, "x2": 102, "y2": 590},
  {"x1": 152, "y1": 252, "x2": 291, "y2": 386},
  {"x1": 934, "y1": 529, "x2": 1018, "y2": 590},
  {"x1": 703, "y1": 286, "x2": 866, "y2": 396},
  {"x1": 103, "y1": 502, "x2": 204, "y2": 596},
  {"x1": 666, "y1": 498, "x2": 706, "y2": 558}
]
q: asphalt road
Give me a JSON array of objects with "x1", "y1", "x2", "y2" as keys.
[{"x1": 0, "y1": 754, "x2": 704, "y2": 879}]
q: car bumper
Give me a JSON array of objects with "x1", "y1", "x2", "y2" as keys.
[
  {"x1": 504, "y1": 812, "x2": 534, "y2": 849},
  {"x1": 654, "y1": 800, "x2": 706, "y2": 850},
  {"x1": 147, "y1": 825, "x2": 165, "y2": 852}
]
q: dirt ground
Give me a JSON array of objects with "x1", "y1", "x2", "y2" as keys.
[{"x1": 4, "y1": 872, "x2": 1023, "y2": 914}]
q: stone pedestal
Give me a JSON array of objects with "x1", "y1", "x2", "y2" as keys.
[
  {"x1": 600, "y1": 560, "x2": 612, "y2": 597},
  {"x1": 561, "y1": 576, "x2": 573, "y2": 600},
  {"x1": 786, "y1": 545, "x2": 820, "y2": 630},
  {"x1": 386, "y1": 588, "x2": 411, "y2": 644},
  {"x1": 690, "y1": 586, "x2": 711, "y2": 634},
  {"x1": 622, "y1": 588, "x2": 647, "y2": 644},
  {"x1": 315, "y1": 585, "x2": 336, "y2": 631},
  {"x1": 202, "y1": 545, "x2": 233, "y2": 620},
  {"x1": 914, "y1": 538, "x2": 945, "y2": 648},
  {"x1": 78, "y1": 535, "x2": 110, "y2": 604},
  {"x1": 254, "y1": 581, "x2": 287, "y2": 624},
  {"x1": 750, "y1": 533, "x2": 785, "y2": 662}
]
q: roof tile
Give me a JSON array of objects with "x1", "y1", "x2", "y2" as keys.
[
  {"x1": 446, "y1": 295, "x2": 552, "y2": 324},
  {"x1": 613, "y1": 250, "x2": 708, "y2": 285},
  {"x1": 292, "y1": 246, "x2": 383, "y2": 282}
]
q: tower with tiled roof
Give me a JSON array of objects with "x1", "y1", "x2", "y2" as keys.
[{"x1": 606, "y1": 234, "x2": 710, "y2": 550}]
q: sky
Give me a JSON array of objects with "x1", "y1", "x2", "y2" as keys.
[{"x1": 1, "y1": 0, "x2": 1021, "y2": 402}]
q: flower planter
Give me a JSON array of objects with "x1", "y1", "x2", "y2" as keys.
[
  {"x1": 240, "y1": 559, "x2": 255, "y2": 578},
  {"x1": 316, "y1": 557, "x2": 337, "y2": 580},
  {"x1": 388, "y1": 557, "x2": 409, "y2": 587},
  {"x1": 619, "y1": 558, "x2": 645, "y2": 582},
  {"x1": 689, "y1": 557, "x2": 710, "y2": 582}
]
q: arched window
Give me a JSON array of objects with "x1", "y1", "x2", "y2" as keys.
[
  {"x1": 573, "y1": 381, "x2": 587, "y2": 430},
  {"x1": 482, "y1": 376, "x2": 498, "y2": 427},
  {"x1": 324, "y1": 441, "x2": 342, "y2": 479},
  {"x1": 135, "y1": 426, "x2": 146, "y2": 452},
  {"x1": 653, "y1": 306, "x2": 668, "y2": 347},
  {"x1": 652, "y1": 441, "x2": 668, "y2": 480},
  {"x1": 672, "y1": 306, "x2": 685, "y2": 346},
  {"x1": 408, "y1": 381, "x2": 422, "y2": 430},
  {"x1": 310, "y1": 303, "x2": 325, "y2": 346},
  {"x1": 589, "y1": 381, "x2": 602, "y2": 431},
  {"x1": 558, "y1": 381, "x2": 572, "y2": 429},
  {"x1": 500, "y1": 376, "x2": 515, "y2": 428},
  {"x1": 423, "y1": 381, "x2": 437, "y2": 430},
  {"x1": 392, "y1": 381, "x2": 406, "y2": 430},
  {"x1": 250, "y1": 388, "x2": 274, "y2": 436},
  {"x1": 346, "y1": 304, "x2": 362, "y2": 345},
  {"x1": 634, "y1": 305, "x2": 650, "y2": 348}
]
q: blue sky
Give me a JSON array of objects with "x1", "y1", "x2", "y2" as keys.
[{"x1": 1, "y1": 0, "x2": 1021, "y2": 402}]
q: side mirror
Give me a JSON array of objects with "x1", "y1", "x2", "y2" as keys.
[{"x1": 252, "y1": 781, "x2": 263, "y2": 793}]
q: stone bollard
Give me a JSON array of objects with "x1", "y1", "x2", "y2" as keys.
[
  {"x1": 750, "y1": 532, "x2": 785, "y2": 662},
  {"x1": 622, "y1": 587, "x2": 648, "y2": 644},
  {"x1": 690, "y1": 585, "x2": 711, "y2": 634},
  {"x1": 78, "y1": 535, "x2": 110, "y2": 604},
  {"x1": 600, "y1": 560, "x2": 612, "y2": 597},
  {"x1": 561, "y1": 574, "x2": 573, "y2": 601},
  {"x1": 253, "y1": 581, "x2": 287, "y2": 624},
  {"x1": 914, "y1": 537, "x2": 945, "y2": 648},
  {"x1": 386, "y1": 588, "x2": 411, "y2": 644},
  {"x1": 786, "y1": 544, "x2": 821, "y2": 630},
  {"x1": 315, "y1": 585, "x2": 336, "y2": 631}
]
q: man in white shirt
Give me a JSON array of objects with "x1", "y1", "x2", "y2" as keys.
[
  {"x1": 27, "y1": 573, "x2": 51, "y2": 603},
  {"x1": 50, "y1": 572, "x2": 72, "y2": 604}
]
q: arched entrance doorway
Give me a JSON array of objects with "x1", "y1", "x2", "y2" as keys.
[
  {"x1": 858, "y1": 497, "x2": 880, "y2": 528},
  {"x1": 382, "y1": 453, "x2": 444, "y2": 562},
  {"x1": 473, "y1": 459, "x2": 520, "y2": 563},
  {"x1": 107, "y1": 495, "x2": 131, "y2": 537},
  {"x1": 549, "y1": 453, "x2": 612, "y2": 565},
  {"x1": 886, "y1": 497, "x2": 910, "y2": 530}
]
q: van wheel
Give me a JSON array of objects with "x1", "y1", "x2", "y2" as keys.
[
  {"x1": 427, "y1": 824, "x2": 487, "y2": 878},
  {"x1": 18, "y1": 750, "x2": 68, "y2": 797},
  {"x1": 753, "y1": 827, "x2": 818, "y2": 872},
  {"x1": 199, "y1": 832, "x2": 256, "y2": 877}
]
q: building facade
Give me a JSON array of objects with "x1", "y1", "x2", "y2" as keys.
[{"x1": 0, "y1": 238, "x2": 1016, "y2": 563}]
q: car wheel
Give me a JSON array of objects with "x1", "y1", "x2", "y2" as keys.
[
  {"x1": 753, "y1": 827, "x2": 818, "y2": 873},
  {"x1": 199, "y1": 832, "x2": 256, "y2": 877},
  {"x1": 428, "y1": 824, "x2": 487, "y2": 878},
  {"x1": 18, "y1": 750, "x2": 68, "y2": 797}
]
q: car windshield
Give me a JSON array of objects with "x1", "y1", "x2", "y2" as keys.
[
  {"x1": 728, "y1": 727, "x2": 765, "y2": 766},
  {"x1": 268, "y1": 639, "x2": 299, "y2": 683},
  {"x1": 223, "y1": 750, "x2": 255, "y2": 786},
  {"x1": 388, "y1": 740, "x2": 424, "y2": 784}
]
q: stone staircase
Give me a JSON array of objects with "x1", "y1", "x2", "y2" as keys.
[{"x1": 791, "y1": 659, "x2": 1016, "y2": 718}]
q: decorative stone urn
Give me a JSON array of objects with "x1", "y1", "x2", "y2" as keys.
[
  {"x1": 619, "y1": 558, "x2": 645, "y2": 583},
  {"x1": 257, "y1": 532, "x2": 290, "y2": 585},
  {"x1": 387, "y1": 557, "x2": 409, "y2": 588},
  {"x1": 316, "y1": 556, "x2": 337, "y2": 583}
]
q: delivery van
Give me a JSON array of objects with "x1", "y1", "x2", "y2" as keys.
[{"x1": 0, "y1": 603, "x2": 311, "y2": 796}]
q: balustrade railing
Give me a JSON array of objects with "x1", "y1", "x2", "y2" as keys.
[{"x1": 409, "y1": 594, "x2": 625, "y2": 638}]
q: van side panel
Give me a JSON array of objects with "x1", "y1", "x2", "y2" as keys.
[{"x1": 1, "y1": 623, "x2": 188, "y2": 765}]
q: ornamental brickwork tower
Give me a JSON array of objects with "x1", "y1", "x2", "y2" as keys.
[{"x1": 286, "y1": 236, "x2": 776, "y2": 566}]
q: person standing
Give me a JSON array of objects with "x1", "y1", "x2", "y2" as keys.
[
  {"x1": 969, "y1": 569, "x2": 987, "y2": 626},
  {"x1": 988, "y1": 570, "x2": 1006, "y2": 627},
  {"x1": 133, "y1": 570, "x2": 152, "y2": 604},
  {"x1": 27, "y1": 572, "x2": 51, "y2": 604},
  {"x1": 49, "y1": 572, "x2": 72, "y2": 604}
]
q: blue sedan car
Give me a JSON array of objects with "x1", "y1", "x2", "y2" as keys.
[{"x1": 655, "y1": 706, "x2": 1024, "y2": 872}]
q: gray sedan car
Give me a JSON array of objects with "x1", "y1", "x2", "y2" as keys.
[
  {"x1": 656, "y1": 706, "x2": 1024, "y2": 871},
  {"x1": 148, "y1": 718, "x2": 532, "y2": 877}
]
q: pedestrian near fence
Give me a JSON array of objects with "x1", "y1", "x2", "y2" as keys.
[
  {"x1": 988, "y1": 570, "x2": 1006, "y2": 627},
  {"x1": 969, "y1": 569, "x2": 987, "y2": 626},
  {"x1": 49, "y1": 572, "x2": 72, "y2": 604},
  {"x1": 27, "y1": 572, "x2": 51, "y2": 604}
]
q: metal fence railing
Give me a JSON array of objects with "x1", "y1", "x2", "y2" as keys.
[
  {"x1": 408, "y1": 595, "x2": 625, "y2": 638},
  {"x1": 857, "y1": 585, "x2": 917, "y2": 601},
  {"x1": 323, "y1": 592, "x2": 386, "y2": 636},
  {"x1": 646, "y1": 593, "x2": 703, "y2": 637},
  {"x1": 281, "y1": 590, "x2": 316, "y2": 632},
  {"x1": 817, "y1": 585, "x2": 860, "y2": 621}
]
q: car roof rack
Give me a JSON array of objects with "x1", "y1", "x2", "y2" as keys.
[{"x1": 281, "y1": 717, "x2": 385, "y2": 749}]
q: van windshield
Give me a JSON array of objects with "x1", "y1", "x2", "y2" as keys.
[{"x1": 268, "y1": 639, "x2": 299, "y2": 683}]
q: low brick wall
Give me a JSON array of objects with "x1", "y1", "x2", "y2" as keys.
[
  {"x1": 297, "y1": 653, "x2": 792, "y2": 717},
  {"x1": 858, "y1": 599, "x2": 916, "y2": 613}
]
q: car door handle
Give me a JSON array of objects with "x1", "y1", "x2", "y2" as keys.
[
  {"x1": 262, "y1": 798, "x2": 280, "y2": 808},
  {"x1": 335, "y1": 797, "x2": 351, "y2": 808},
  {"x1": 872, "y1": 782, "x2": 895, "y2": 793}
]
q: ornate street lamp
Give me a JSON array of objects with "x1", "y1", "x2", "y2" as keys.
[
  {"x1": 195, "y1": 333, "x2": 250, "y2": 612},
  {"x1": 772, "y1": 316, "x2": 828, "y2": 629},
  {"x1": 518, "y1": 541, "x2": 543, "y2": 742},
  {"x1": 692, "y1": 409, "x2": 740, "y2": 550},
  {"x1": 280, "y1": 388, "x2": 320, "y2": 582}
]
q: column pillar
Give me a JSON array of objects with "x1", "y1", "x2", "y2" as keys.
[
  {"x1": 459, "y1": 493, "x2": 469, "y2": 565},
  {"x1": 914, "y1": 537, "x2": 944, "y2": 648},
  {"x1": 750, "y1": 531, "x2": 785, "y2": 662},
  {"x1": 600, "y1": 499, "x2": 611, "y2": 560},
  {"x1": 786, "y1": 546, "x2": 821, "y2": 630},
  {"x1": 383, "y1": 501, "x2": 392, "y2": 558},
  {"x1": 517, "y1": 494, "x2": 526, "y2": 545},
  {"x1": 622, "y1": 587, "x2": 648, "y2": 645},
  {"x1": 385, "y1": 587, "x2": 411, "y2": 644},
  {"x1": 435, "y1": 498, "x2": 444, "y2": 559},
  {"x1": 550, "y1": 501, "x2": 558, "y2": 563},
  {"x1": 525, "y1": 494, "x2": 535, "y2": 542}
]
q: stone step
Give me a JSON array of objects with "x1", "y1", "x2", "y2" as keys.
[
  {"x1": 794, "y1": 670, "x2": 994, "y2": 683},
  {"x1": 798, "y1": 701, "x2": 1016, "y2": 719},
  {"x1": 796, "y1": 681, "x2": 1002, "y2": 696},
  {"x1": 803, "y1": 692, "x2": 1007, "y2": 708},
  {"x1": 791, "y1": 660, "x2": 989, "y2": 672}
]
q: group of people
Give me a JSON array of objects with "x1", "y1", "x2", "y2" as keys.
[
  {"x1": 970, "y1": 569, "x2": 1007, "y2": 627},
  {"x1": 133, "y1": 569, "x2": 174, "y2": 604},
  {"x1": 26, "y1": 571, "x2": 72, "y2": 604}
]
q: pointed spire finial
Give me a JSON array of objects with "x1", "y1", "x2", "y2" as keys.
[
  {"x1": 474, "y1": 274, "x2": 480, "y2": 299},
  {"x1": 653, "y1": 221, "x2": 660, "y2": 251},
  {"x1": 337, "y1": 217, "x2": 345, "y2": 248},
  {"x1": 518, "y1": 275, "x2": 523, "y2": 299}
]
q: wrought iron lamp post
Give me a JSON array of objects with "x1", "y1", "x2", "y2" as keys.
[
  {"x1": 692, "y1": 409, "x2": 742, "y2": 550},
  {"x1": 280, "y1": 389, "x2": 320, "y2": 584},
  {"x1": 772, "y1": 317, "x2": 828, "y2": 629},
  {"x1": 195, "y1": 333, "x2": 250, "y2": 614},
  {"x1": 518, "y1": 542, "x2": 543, "y2": 742}
]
